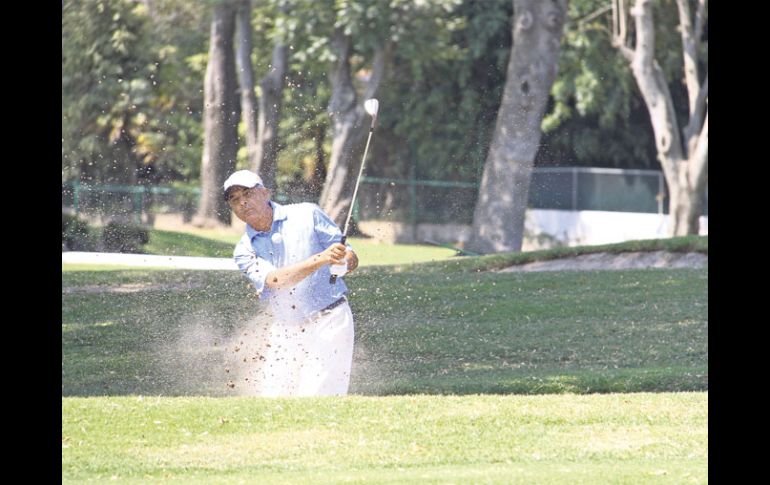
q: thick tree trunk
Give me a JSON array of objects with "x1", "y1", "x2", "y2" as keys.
[
  {"x1": 195, "y1": 2, "x2": 239, "y2": 227},
  {"x1": 668, "y1": 115, "x2": 707, "y2": 235},
  {"x1": 669, "y1": 178, "x2": 703, "y2": 235},
  {"x1": 252, "y1": 2, "x2": 289, "y2": 190},
  {"x1": 319, "y1": 29, "x2": 388, "y2": 226},
  {"x1": 253, "y1": 41, "x2": 288, "y2": 190},
  {"x1": 235, "y1": 0, "x2": 260, "y2": 176},
  {"x1": 467, "y1": 0, "x2": 568, "y2": 254}
]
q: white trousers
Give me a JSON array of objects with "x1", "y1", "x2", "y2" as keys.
[{"x1": 257, "y1": 302, "x2": 354, "y2": 397}]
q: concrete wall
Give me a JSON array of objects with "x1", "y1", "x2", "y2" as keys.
[{"x1": 359, "y1": 209, "x2": 709, "y2": 251}]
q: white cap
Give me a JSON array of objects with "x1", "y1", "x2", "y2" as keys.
[{"x1": 223, "y1": 170, "x2": 264, "y2": 192}]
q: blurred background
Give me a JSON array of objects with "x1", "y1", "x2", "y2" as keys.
[{"x1": 62, "y1": 0, "x2": 708, "y2": 253}]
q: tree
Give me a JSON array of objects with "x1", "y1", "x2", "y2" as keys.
[
  {"x1": 317, "y1": 0, "x2": 461, "y2": 226},
  {"x1": 252, "y1": 3, "x2": 289, "y2": 190},
  {"x1": 611, "y1": 0, "x2": 707, "y2": 235},
  {"x1": 63, "y1": 0, "x2": 209, "y2": 187},
  {"x1": 233, "y1": 0, "x2": 288, "y2": 191},
  {"x1": 195, "y1": 1, "x2": 240, "y2": 227},
  {"x1": 62, "y1": 0, "x2": 152, "y2": 187},
  {"x1": 536, "y1": 0, "x2": 657, "y2": 169},
  {"x1": 467, "y1": 0, "x2": 569, "y2": 254},
  {"x1": 234, "y1": 0, "x2": 260, "y2": 179},
  {"x1": 131, "y1": 0, "x2": 209, "y2": 184},
  {"x1": 319, "y1": 27, "x2": 390, "y2": 225}
]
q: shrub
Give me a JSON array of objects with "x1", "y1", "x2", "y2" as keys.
[
  {"x1": 62, "y1": 212, "x2": 99, "y2": 251},
  {"x1": 102, "y1": 221, "x2": 150, "y2": 253}
]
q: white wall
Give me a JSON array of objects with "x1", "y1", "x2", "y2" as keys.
[
  {"x1": 525, "y1": 209, "x2": 709, "y2": 247},
  {"x1": 359, "y1": 209, "x2": 708, "y2": 250}
]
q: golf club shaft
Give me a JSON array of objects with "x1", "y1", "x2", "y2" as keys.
[
  {"x1": 343, "y1": 127, "x2": 374, "y2": 236},
  {"x1": 330, "y1": 121, "x2": 376, "y2": 284}
]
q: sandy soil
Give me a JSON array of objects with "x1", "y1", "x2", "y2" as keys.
[{"x1": 498, "y1": 250, "x2": 707, "y2": 272}]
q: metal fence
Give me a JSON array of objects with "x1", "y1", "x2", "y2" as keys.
[
  {"x1": 62, "y1": 167, "x2": 707, "y2": 225},
  {"x1": 62, "y1": 182, "x2": 201, "y2": 224},
  {"x1": 356, "y1": 167, "x2": 707, "y2": 224}
]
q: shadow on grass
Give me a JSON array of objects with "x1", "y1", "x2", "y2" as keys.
[{"x1": 351, "y1": 368, "x2": 709, "y2": 396}]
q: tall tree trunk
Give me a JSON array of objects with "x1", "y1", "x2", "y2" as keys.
[
  {"x1": 235, "y1": 0, "x2": 260, "y2": 176},
  {"x1": 195, "y1": 2, "x2": 239, "y2": 227},
  {"x1": 320, "y1": 28, "x2": 389, "y2": 226},
  {"x1": 613, "y1": 0, "x2": 707, "y2": 236},
  {"x1": 467, "y1": 0, "x2": 568, "y2": 254},
  {"x1": 253, "y1": 41, "x2": 288, "y2": 190},
  {"x1": 669, "y1": 170, "x2": 704, "y2": 235},
  {"x1": 239, "y1": 3, "x2": 289, "y2": 188}
]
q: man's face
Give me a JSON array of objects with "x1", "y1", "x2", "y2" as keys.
[{"x1": 227, "y1": 186, "x2": 269, "y2": 222}]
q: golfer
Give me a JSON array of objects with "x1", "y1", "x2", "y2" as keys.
[{"x1": 225, "y1": 170, "x2": 358, "y2": 396}]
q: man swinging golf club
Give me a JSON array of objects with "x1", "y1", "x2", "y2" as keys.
[{"x1": 225, "y1": 98, "x2": 378, "y2": 396}]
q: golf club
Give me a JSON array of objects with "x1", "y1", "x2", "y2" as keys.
[{"x1": 330, "y1": 98, "x2": 379, "y2": 284}]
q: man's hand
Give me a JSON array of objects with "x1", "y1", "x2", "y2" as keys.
[
  {"x1": 318, "y1": 243, "x2": 347, "y2": 266},
  {"x1": 345, "y1": 249, "x2": 359, "y2": 272}
]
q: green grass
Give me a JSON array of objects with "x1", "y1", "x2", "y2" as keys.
[
  {"x1": 350, "y1": 268, "x2": 707, "y2": 395},
  {"x1": 141, "y1": 229, "x2": 237, "y2": 257},
  {"x1": 62, "y1": 393, "x2": 707, "y2": 484},
  {"x1": 62, "y1": 239, "x2": 707, "y2": 483},
  {"x1": 341, "y1": 237, "x2": 458, "y2": 266},
  {"x1": 62, "y1": 239, "x2": 707, "y2": 396}
]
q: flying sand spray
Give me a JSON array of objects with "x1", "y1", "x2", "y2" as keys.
[{"x1": 330, "y1": 98, "x2": 379, "y2": 284}]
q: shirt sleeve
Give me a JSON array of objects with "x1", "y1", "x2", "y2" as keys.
[
  {"x1": 312, "y1": 204, "x2": 354, "y2": 252},
  {"x1": 233, "y1": 234, "x2": 277, "y2": 297}
]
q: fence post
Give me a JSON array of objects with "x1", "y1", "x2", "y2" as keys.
[
  {"x1": 133, "y1": 187, "x2": 143, "y2": 224},
  {"x1": 572, "y1": 167, "x2": 578, "y2": 211}
]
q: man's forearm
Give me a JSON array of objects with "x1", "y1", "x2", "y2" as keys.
[{"x1": 265, "y1": 254, "x2": 326, "y2": 289}]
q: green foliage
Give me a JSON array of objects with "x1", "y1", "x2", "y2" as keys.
[
  {"x1": 538, "y1": 0, "x2": 706, "y2": 168},
  {"x1": 272, "y1": 0, "x2": 467, "y2": 191},
  {"x1": 62, "y1": 212, "x2": 100, "y2": 251},
  {"x1": 134, "y1": 0, "x2": 209, "y2": 182},
  {"x1": 62, "y1": 0, "x2": 153, "y2": 183},
  {"x1": 62, "y1": 0, "x2": 697, "y2": 194},
  {"x1": 102, "y1": 221, "x2": 150, "y2": 253},
  {"x1": 538, "y1": 0, "x2": 654, "y2": 167},
  {"x1": 385, "y1": 0, "x2": 510, "y2": 182},
  {"x1": 62, "y1": 0, "x2": 207, "y2": 185}
]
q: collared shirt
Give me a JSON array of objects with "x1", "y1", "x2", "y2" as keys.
[{"x1": 233, "y1": 201, "x2": 351, "y2": 323}]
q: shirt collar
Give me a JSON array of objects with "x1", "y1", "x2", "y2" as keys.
[{"x1": 246, "y1": 201, "x2": 288, "y2": 238}]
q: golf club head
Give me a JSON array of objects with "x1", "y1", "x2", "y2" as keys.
[{"x1": 364, "y1": 98, "x2": 379, "y2": 117}]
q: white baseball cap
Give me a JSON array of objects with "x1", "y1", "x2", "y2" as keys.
[{"x1": 223, "y1": 170, "x2": 264, "y2": 192}]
